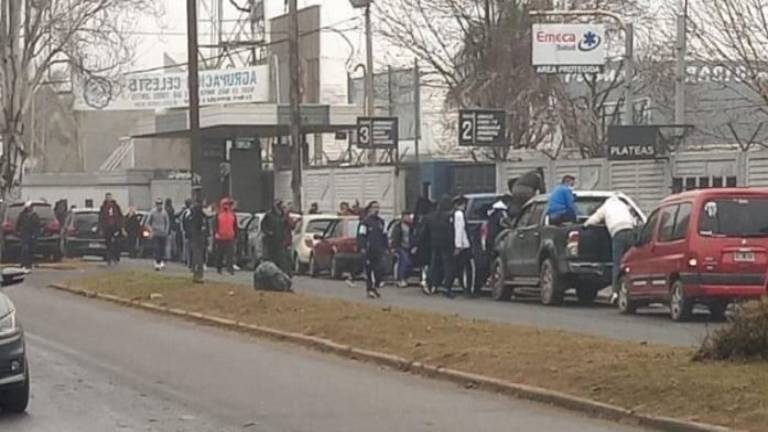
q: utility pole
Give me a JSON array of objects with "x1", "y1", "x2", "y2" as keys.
[
  {"x1": 414, "y1": 58, "x2": 421, "y2": 162},
  {"x1": 186, "y1": 0, "x2": 202, "y2": 192},
  {"x1": 288, "y1": 0, "x2": 303, "y2": 211},
  {"x1": 674, "y1": 0, "x2": 687, "y2": 133},
  {"x1": 364, "y1": 3, "x2": 376, "y2": 165}
]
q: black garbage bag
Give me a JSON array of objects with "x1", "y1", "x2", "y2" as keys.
[{"x1": 253, "y1": 261, "x2": 293, "y2": 292}]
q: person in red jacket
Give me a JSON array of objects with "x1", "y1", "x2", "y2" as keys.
[{"x1": 213, "y1": 197, "x2": 238, "y2": 275}]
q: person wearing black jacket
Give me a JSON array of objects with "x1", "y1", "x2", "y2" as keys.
[
  {"x1": 357, "y1": 201, "x2": 387, "y2": 298},
  {"x1": 188, "y1": 187, "x2": 209, "y2": 283},
  {"x1": 426, "y1": 195, "x2": 455, "y2": 298},
  {"x1": 16, "y1": 202, "x2": 40, "y2": 269}
]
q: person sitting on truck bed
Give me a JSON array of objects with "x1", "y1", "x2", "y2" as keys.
[
  {"x1": 507, "y1": 167, "x2": 547, "y2": 218},
  {"x1": 546, "y1": 175, "x2": 578, "y2": 225},
  {"x1": 584, "y1": 194, "x2": 638, "y2": 305}
]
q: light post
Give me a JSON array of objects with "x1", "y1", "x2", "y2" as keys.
[
  {"x1": 530, "y1": 10, "x2": 635, "y2": 126},
  {"x1": 350, "y1": 0, "x2": 375, "y2": 164}
]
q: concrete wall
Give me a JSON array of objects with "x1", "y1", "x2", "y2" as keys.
[
  {"x1": 134, "y1": 138, "x2": 191, "y2": 170},
  {"x1": 20, "y1": 171, "x2": 156, "y2": 209}
]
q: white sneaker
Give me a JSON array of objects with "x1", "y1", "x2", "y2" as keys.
[
  {"x1": 160, "y1": 262, "x2": 166, "y2": 270},
  {"x1": 610, "y1": 292, "x2": 619, "y2": 305},
  {"x1": 233, "y1": 265, "x2": 240, "y2": 271}
]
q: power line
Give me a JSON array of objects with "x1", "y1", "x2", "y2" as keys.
[{"x1": 125, "y1": 16, "x2": 361, "y2": 75}]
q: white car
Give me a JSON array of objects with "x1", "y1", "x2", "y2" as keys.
[{"x1": 292, "y1": 214, "x2": 340, "y2": 274}]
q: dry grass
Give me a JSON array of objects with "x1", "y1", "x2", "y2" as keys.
[{"x1": 67, "y1": 271, "x2": 768, "y2": 431}]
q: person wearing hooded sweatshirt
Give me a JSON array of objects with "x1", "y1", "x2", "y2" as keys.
[
  {"x1": 213, "y1": 198, "x2": 238, "y2": 275},
  {"x1": 148, "y1": 199, "x2": 170, "y2": 271},
  {"x1": 16, "y1": 202, "x2": 40, "y2": 269},
  {"x1": 358, "y1": 201, "x2": 387, "y2": 298},
  {"x1": 426, "y1": 195, "x2": 455, "y2": 298},
  {"x1": 99, "y1": 192, "x2": 124, "y2": 265},
  {"x1": 261, "y1": 200, "x2": 291, "y2": 274},
  {"x1": 485, "y1": 199, "x2": 509, "y2": 253}
]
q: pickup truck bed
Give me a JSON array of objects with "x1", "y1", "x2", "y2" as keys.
[{"x1": 490, "y1": 192, "x2": 645, "y2": 305}]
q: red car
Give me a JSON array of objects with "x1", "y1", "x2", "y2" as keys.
[
  {"x1": 619, "y1": 188, "x2": 768, "y2": 321},
  {"x1": 309, "y1": 217, "x2": 363, "y2": 279}
]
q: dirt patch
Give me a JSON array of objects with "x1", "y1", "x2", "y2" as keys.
[{"x1": 67, "y1": 271, "x2": 768, "y2": 431}]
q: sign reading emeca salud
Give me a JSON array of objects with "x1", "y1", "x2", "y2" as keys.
[
  {"x1": 74, "y1": 66, "x2": 270, "y2": 111},
  {"x1": 532, "y1": 24, "x2": 606, "y2": 74}
]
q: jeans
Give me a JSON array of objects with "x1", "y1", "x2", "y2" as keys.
[
  {"x1": 104, "y1": 226, "x2": 121, "y2": 264},
  {"x1": 153, "y1": 236, "x2": 167, "y2": 264},
  {"x1": 396, "y1": 247, "x2": 413, "y2": 281},
  {"x1": 364, "y1": 253, "x2": 385, "y2": 291},
  {"x1": 428, "y1": 249, "x2": 453, "y2": 292},
  {"x1": 20, "y1": 238, "x2": 36, "y2": 269},
  {"x1": 215, "y1": 239, "x2": 235, "y2": 273},
  {"x1": 450, "y1": 248, "x2": 474, "y2": 296},
  {"x1": 189, "y1": 235, "x2": 205, "y2": 281},
  {"x1": 612, "y1": 229, "x2": 635, "y2": 294}
]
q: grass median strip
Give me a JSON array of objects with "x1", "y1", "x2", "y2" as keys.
[{"x1": 66, "y1": 271, "x2": 766, "y2": 431}]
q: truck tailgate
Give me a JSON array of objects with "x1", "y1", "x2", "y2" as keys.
[{"x1": 577, "y1": 226, "x2": 613, "y2": 262}]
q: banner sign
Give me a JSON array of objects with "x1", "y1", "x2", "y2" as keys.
[
  {"x1": 74, "y1": 65, "x2": 270, "y2": 111},
  {"x1": 532, "y1": 24, "x2": 606, "y2": 74},
  {"x1": 607, "y1": 126, "x2": 659, "y2": 160},
  {"x1": 356, "y1": 117, "x2": 399, "y2": 149},
  {"x1": 458, "y1": 109, "x2": 506, "y2": 146}
]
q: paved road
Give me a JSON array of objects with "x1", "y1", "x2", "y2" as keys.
[
  {"x1": 123, "y1": 259, "x2": 719, "y2": 347},
  {"x1": 0, "y1": 271, "x2": 646, "y2": 432}
]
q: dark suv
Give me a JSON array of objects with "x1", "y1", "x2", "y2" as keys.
[
  {"x1": 61, "y1": 209, "x2": 106, "y2": 258},
  {"x1": 2, "y1": 201, "x2": 62, "y2": 261}
]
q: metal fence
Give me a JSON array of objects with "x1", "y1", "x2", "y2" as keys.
[{"x1": 497, "y1": 150, "x2": 768, "y2": 213}]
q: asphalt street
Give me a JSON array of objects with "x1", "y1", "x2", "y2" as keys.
[
  {"x1": 0, "y1": 270, "x2": 647, "y2": 432},
  {"x1": 127, "y1": 259, "x2": 721, "y2": 347}
]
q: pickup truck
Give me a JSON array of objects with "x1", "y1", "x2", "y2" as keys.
[{"x1": 490, "y1": 191, "x2": 646, "y2": 305}]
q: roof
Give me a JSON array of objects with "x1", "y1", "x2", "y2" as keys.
[
  {"x1": 301, "y1": 213, "x2": 341, "y2": 221},
  {"x1": 530, "y1": 190, "x2": 625, "y2": 202},
  {"x1": 661, "y1": 187, "x2": 768, "y2": 204},
  {"x1": 9, "y1": 200, "x2": 50, "y2": 207},
  {"x1": 71, "y1": 208, "x2": 99, "y2": 213}
]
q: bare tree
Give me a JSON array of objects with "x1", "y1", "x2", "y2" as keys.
[
  {"x1": 0, "y1": 0, "x2": 159, "y2": 198},
  {"x1": 376, "y1": 0, "x2": 558, "y2": 158}
]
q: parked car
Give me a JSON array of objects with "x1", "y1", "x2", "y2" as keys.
[
  {"x1": 0, "y1": 267, "x2": 30, "y2": 413},
  {"x1": 61, "y1": 208, "x2": 106, "y2": 258},
  {"x1": 309, "y1": 217, "x2": 362, "y2": 279},
  {"x1": 235, "y1": 212, "x2": 254, "y2": 267},
  {"x1": 2, "y1": 201, "x2": 62, "y2": 262},
  {"x1": 136, "y1": 210, "x2": 152, "y2": 258},
  {"x1": 292, "y1": 214, "x2": 339, "y2": 274},
  {"x1": 619, "y1": 188, "x2": 768, "y2": 321},
  {"x1": 490, "y1": 191, "x2": 645, "y2": 305}
]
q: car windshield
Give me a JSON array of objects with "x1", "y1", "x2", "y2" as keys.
[
  {"x1": 307, "y1": 219, "x2": 335, "y2": 234},
  {"x1": 7, "y1": 204, "x2": 55, "y2": 223},
  {"x1": 574, "y1": 197, "x2": 610, "y2": 216},
  {"x1": 699, "y1": 198, "x2": 768, "y2": 237},
  {"x1": 467, "y1": 196, "x2": 497, "y2": 221},
  {"x1": 73, "y1": 213, "x2": 99, "y2": 229}
]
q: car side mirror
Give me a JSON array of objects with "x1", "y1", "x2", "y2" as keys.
[
  {"x1": 1, "y1": 267, "x2": 27, "y2": 287},
  {"x1": 313, "y1": 233, "x2": 324, "y2": 241}
]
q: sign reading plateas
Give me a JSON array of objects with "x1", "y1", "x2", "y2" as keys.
[
  {"x1": 458, "y1": 109, "x2": 507, "y2": 146},
  {"x1": 532, "y1": 24, "x2": 606, "y2": 74},
  {"x1": 74, "y1": 65, "x2": 270, "y2": 111},
  {"x1": 607, "y1": 125, "x2": 659, "y2": 160},
  {"x1": 356, "y1": 117, "x2": 399, "y2": 149}
]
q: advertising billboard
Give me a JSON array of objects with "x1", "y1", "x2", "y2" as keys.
[
  {"x1": 74, "y1": 65, "x2": 270, "y2": 111},
  {"x1": 532, "y1": 23, "x2": 606, "y2": 74}
]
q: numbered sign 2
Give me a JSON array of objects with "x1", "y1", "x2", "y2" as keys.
[{"x1": 458, "y1": 109, "x2": 507, "y2": 147}]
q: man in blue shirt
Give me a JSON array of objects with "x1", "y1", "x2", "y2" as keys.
[{"x1": 547, "y1": 175, "x2": 578, "y2": 225}]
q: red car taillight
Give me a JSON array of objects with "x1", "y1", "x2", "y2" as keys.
[
  {"x1": 141, "y1": 228, "x2": 150, "y2": 238},
  {"x1": 47, "y1": 219, "x2": 61, "y2": 233},
  {"x1": 567, "y1": 230, "x2": 580, "y2": 257},
  {"x1": 2, "y1": 219, "x2": 13, "y2": 234},
  {"x1": 480, "y1": 222, "x2": 489, "y2": 251}
]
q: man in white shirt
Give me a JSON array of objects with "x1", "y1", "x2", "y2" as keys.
[
  {"x1": 451, "y1": 195, "x2": 474, "y2": 298},
  {"x1": 584, "y1": 194, "x2": 638, "y2": 304}
]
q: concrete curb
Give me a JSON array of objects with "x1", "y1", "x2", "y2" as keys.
[{"x1": 46, "y1": 283, "x2": 736, "y2": 432}]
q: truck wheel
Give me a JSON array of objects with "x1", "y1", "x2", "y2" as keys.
[
  {"x1": 576, "y1": 286, "x2": 599, "y2": 304},
  {"x1": 617, "y1": 277, "x2": 638, "y2": 314},
  {"x1": 490, "y1": 258, "x2": 511, "y2": 301},
  {"x1": 670, "y1": 280, "x2": 693, "y2": 322},
  {"x1": 330, "y1": 255, "x2": 343, "y2": 280},
  {"x1": 540, "y1": 258, "x2": 565, "y2": 306},
  {"x1": 2, "y1": 362, "x2": 29, "y2": 413},
  {"x1": 294, "y1": 253, "x2": 308, "y2": 275}
]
